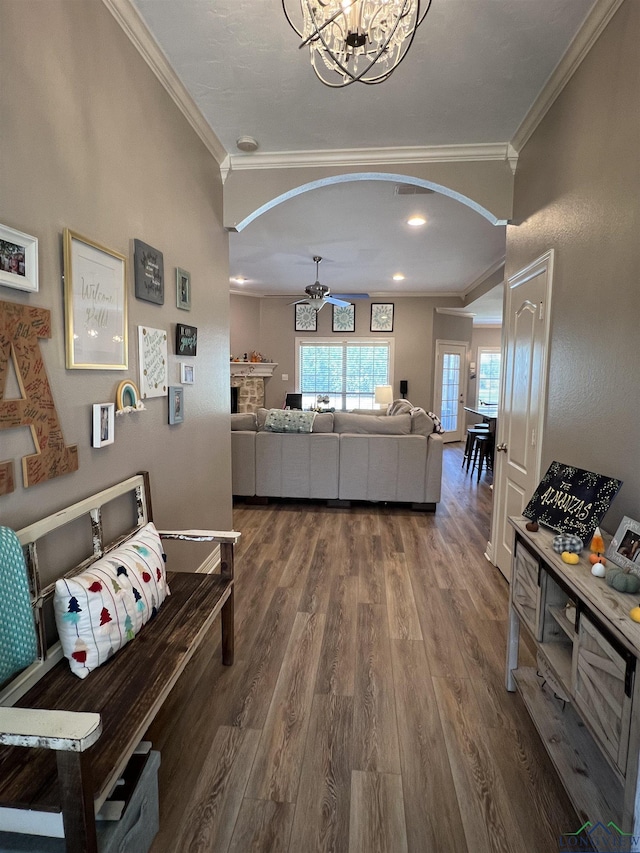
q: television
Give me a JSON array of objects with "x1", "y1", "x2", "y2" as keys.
[{"x1": 285, "y1": 393, "x2": 303, "y2": 410}]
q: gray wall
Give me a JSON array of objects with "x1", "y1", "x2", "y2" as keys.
[
  {"x1": 507, "y1": 0, "x2": 639, "y2": 529},
  {"x1": 0, "y1": 0, "x2": 232, "y2": 551},
  {"x1": 230, "y1": 294, "x2": 464, "y2": 412}
]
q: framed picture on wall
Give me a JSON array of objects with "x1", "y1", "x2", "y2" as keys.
[
  {"x1": 63, "y1": 229, "x2": 128, "y2": 369},
  {"x1": 92, "y1": 403, "x2": 115, "y2": 448},
  {"x1": 295, "y1": 304, "x2": 317, "y2": 332},
  {"x1": 168, "y1": 386, "x2": 184, "y2": 425},
  {"x1": 176, "y1": 267, "x2": 191, "y2": 310},
  {"x1": 134, "y1": 239, "x2": 164, "y2": 305},
  {"x1": 370, "y1": 303, "x2": 394, "y2": 332},
  {"x1": 332, "y1": 304, "x2": 355, "y2": 333},
  {"x1": 0, "y1": 223, "x2": 38, "y2": 293}
]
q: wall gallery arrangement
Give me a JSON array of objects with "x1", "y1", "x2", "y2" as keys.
[{"x1": 0, "y1": 222, "x2": 197, "y2": 498}]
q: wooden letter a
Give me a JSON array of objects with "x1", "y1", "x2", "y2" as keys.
[{"x1": 0, "y1": 300, "x2": 78, "y2": 493}]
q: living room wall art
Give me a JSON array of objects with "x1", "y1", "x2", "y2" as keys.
[
  {"x1": 92, "y1": 403, "x2": 115, "y2": 448},
  {"x1": 0, "y1": 223, "x2": 38, "y2": 293},
  {"x1": 168, "y1": 386, "x2": 184, "y2": 425},
  {"x1": 332, "y1": 304, "x2": 355, "y2": 333},
  {"x1": 0, "y1": 300, "x2": 79, "y2": 493},
  {"x1": 370, "y1": 303, "x2": 394, "y2": 332},
  {"x1": 176, "y1": 323, "x2": 197, "y2": 356},
  {"x1": 63, "y1": 229, "x2": 128, "y2": 369},
  {"x1": 176, "y1": 267, "x2": 191, "y2": 310},
  {"x1": 138, "y1": 326, "x2": 168, "y2": 399},
  {"x1": 295, "y1": 304, "x2": 317, "y2": 332},
  {"x1": 134, "y1": 239, "x2": 164, "y2": 305}
]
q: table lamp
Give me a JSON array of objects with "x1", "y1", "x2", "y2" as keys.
[{"x1": 374, "y1": 385, "x2": 393, "y2": 413}]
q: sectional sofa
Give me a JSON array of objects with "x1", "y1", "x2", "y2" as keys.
[{"x1": 231, "y1": 407, "x2": 443, "y2": 510}]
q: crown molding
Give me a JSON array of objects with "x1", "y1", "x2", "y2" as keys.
[
  {"x1": 228, "y1": 143, "x2": 514, "y2": 172},
  {"x1": 511, "y1": 0, "x2": 624, "y2": 153},
  {"x1": 436, "y1": 308, "x2": 475, "y2": 318},
  {"x1": 101, "y1": 0, "x2": 228, "y2": 168},
  {"x1": 462, "y1": 258, "x2": 505, "y2": 299}
]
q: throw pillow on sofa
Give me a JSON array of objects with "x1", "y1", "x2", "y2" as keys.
[
  {"x1": 264, "y1": 409, "x2": 317, "y2": 433},
  {"x1": 54, "y1": 522, "x2": 169, "y2": 678}
]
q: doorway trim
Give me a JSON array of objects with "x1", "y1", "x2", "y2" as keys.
[{"x1": 487, "y1": 249, "x2": 554, "y2": 572}]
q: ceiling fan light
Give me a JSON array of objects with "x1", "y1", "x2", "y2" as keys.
[
  {"x1": 407, "y1": 215, "x2": 426, "y2": 227},
  {"x1": 392, "y1": 273, "x2": 405, "y2": 281},
  {"x1": 282, "y1": 0, "x2": 432, "y2": 88}
]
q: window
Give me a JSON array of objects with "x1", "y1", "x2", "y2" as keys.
[
  {"x1": 296, "y1": 337, "x2": 393, "y2": 410},
  {"x1": 477, "y1": 348, "x2": 501, "y2": 406}
]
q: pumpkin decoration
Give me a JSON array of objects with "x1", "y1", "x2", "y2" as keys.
[
  {"x1": 630, "y1": 606, "x2": 640, "y2": 623},
  {"x1": 561, "y1": 551, "x2": 580, "y2": 565},
  {"x1": 553, "y1": 534, "x2": 583, "y2": 554},
  {"x1": 525, "y1": 521, "x2": 539, "y2": 532},
  {"x1": 606, "y1": 567, "x2": 640, "y2": 594},
  {"x1": 591, "y1": 562, "x2": 606, "y2": 578},
  {"x1": 589, "y1": 553, "x2": 606, "y2": 566}
]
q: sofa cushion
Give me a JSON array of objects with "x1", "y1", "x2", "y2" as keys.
[
  {"x1": 311, "y1": 412, "x2": 334, "y2": 432},
  {"x1": 388, "y1": 399, "x2": 413, "y2": 415},
  {"x1": 54, "y1": 522, "x2": 169, "y2": 679},
  {"x1": 264, "y1": 409, "x2": 317, "y2": 433},
  {"x1": 409, "y1": 408, "x2": 436, "y2": 436},
  {"x1": 231, "y1": 412, "x2": 257, "y2": 431},
  {"x1": 333, "y1": 412, "x2": 411, "y2": 435}
]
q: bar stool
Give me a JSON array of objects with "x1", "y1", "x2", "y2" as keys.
[
  {"x1": 471, "y1": 432, "x2": 495, "y2": 482},
  {"x1": 462, "y1": 426, "x2": 489, "y2": 470}
]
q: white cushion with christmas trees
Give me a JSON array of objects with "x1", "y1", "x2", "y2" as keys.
[{"x1": 54, "y1": 522, "x2": 169, "y2": 679}]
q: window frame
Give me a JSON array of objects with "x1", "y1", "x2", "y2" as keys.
[
  {"x1": 476, "y1": 346, "x2": 501, "y2": 407},
  {"x1": 295, "y1": 336, "x2": 395, "y2": 411}
]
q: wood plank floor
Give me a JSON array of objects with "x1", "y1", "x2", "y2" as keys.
[{"x1": 148, "y1": 444, "x2": 578, "y2": 852}]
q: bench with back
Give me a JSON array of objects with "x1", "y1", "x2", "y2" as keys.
[{"x1": 0, "y1": 472, "x2": 239, "y2": 853}]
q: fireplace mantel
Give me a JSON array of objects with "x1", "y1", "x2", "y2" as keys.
[{"x1": 230, "y1": 362, "x2": 277, "y2": 378}]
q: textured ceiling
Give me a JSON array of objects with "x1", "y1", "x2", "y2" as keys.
[{"x1": 132, "y1": 0, "x2": 598, "y2": 321}]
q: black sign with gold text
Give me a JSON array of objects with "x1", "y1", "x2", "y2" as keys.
[{"x1": 523, "y1": 461, "x2": 622, "y2": 544}]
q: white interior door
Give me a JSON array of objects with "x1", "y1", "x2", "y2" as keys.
[
  {"x1": 434, "y1": 341, "x2": 467, "y2": 443},
  {"x1": 490, "y1": 250, "x2": 554, "y2": 580}
]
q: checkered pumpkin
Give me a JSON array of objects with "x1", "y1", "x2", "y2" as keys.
[{"x1": 552, "y1": 534, "x2": 584, "y2": 554}]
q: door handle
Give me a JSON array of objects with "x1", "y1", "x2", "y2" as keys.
[{"x1": 496, "y1": 443, "x2": 508, "y2": 452}]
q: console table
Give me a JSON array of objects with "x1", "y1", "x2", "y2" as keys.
[{"x1": 506, "y1": 516, "x2": 640, "y2": 835}]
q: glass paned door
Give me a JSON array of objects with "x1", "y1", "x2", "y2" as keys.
[{"x1": 434, "y1": 341, "x2": 467, "y2": 443}]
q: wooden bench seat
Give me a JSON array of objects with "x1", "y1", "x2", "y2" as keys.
[{"x1": 0, "y1": 474, "x2": 239, "y2": 853}]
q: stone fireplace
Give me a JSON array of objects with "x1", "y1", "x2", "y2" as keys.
[{"x1": 230, "y1": 362, "x2": 277, "y2": 413}]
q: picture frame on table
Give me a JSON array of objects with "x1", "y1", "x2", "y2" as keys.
[
  {"x1": 370, "y1": 303, "x2": 394, "y2": 332},
  {"x1": 63, "y1": 229, "x2": 128, "y2": 369},
  {"x1": 92, "y1": 403, "x2": 115, "y2": 448},
  {"x1": 606, "y1": 516, "x2": 640, "y2": 574},
  {"x1": 295, "y1": 303, "x2": 317, "y2": 332},
  {"x1": 0, "y1": 223, "x2": 38, "y2": 293},
  {"x1": 180, "y1": 362, "x2": 195, "y2": 384},
  {"x1": 332, "y1": 304, "x2": 355, "y2": 333},
  {"x1": 168, "y1": 386, "x2": 184, "y2": 425},
  {"x1": 176, "y1": 268, "x2": 191, "y2": 310}
]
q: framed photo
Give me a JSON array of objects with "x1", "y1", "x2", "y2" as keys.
[
  {"x1": 134, "y1": 239, "x2": 164, "y2": 305},
  {"x1": 138, "y1": 326, "x2": 168, "y2": 398},
  {"x1": 0, "y1": 224, "x2": 38, "y2": 293},
  {"x1": 176, "y1": 267, "x2": 191, "y2": 311},
  {"x1": 63, "y1": 229, "x2": 128, "y2": 369},
  {"x1": 370, "y1": 303, "x2": 394, "y2": 332},
  {"x1": 295, "y1": 304, "x2": 317, "y2": 332},
  {"x1": 180, "y1": 362, "x2": 195, "y2": 384},
  {"x1": 176, "y1": 323, "x2": 197, "y2": 356},
  {"x1": 606, "y1": 516, "x2": 640, "y2": 573},
  {"x1": 168, "y1": 386, "x2": 184, "y2": 425},
  {"x1": 332, "y1": 304, "x2": 355, "y2": 333},
  {"x1": 92, "y1": 403, "x2": 115, "y2": 448}
]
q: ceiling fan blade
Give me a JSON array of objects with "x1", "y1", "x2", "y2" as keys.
[
  {"x1": 289, "y1": 298, "x2": 310, "y2": 305},
  {"x1": 333, "y1": 293, "x2": 369, "y2": 299},
  {"x1": 326, "y1": 296, "x2": 350, "y2": 307}
]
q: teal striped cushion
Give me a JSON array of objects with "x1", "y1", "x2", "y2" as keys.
[{"x1": 0, "y1": 527, "x2": 37, "y2": 685}]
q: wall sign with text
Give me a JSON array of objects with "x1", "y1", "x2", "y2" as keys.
[
  {"x1": 134, "y1": 239, "x2": 164, "y2": 305},
  {"x1": 523, "y1": 461, "x2": 622, "y2": 543},
  {"x1": 176, "y1": 323, "x2": 197, "y2": 357}
]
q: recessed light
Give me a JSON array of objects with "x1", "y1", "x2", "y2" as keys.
[
  {"x1": 407, "y1": 216, "x2": 426, "y2": 227},
  {"x1": 236, "y1": 136, "x2": 259, "y2": 152},
  {"x1": 231, "y1": 276, "x2": 247, "y2": 284},
  {"x1": 392, "y1": 273, "x2": 405, "y2": 281}
]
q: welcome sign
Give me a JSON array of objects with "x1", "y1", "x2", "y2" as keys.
[{"x1": 523, "y1": 461, "x2": 622, "y2": 544}]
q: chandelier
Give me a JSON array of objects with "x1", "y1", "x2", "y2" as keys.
[{"x1": 282, "y1": 0, "x2": 432, "y2": 88}]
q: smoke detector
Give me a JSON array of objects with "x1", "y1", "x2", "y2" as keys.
[{"x1": 236, "y1": 136, "x2": 259, "y2": 152}]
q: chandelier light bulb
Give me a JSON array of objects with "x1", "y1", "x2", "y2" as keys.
[{"x1": 282, "y1": 0, "x2": 433, "y2": 88}]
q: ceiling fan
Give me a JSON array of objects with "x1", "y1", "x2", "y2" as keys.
[{"x1": 290, "y1": 256, "x2": 367, "y2": 312}]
